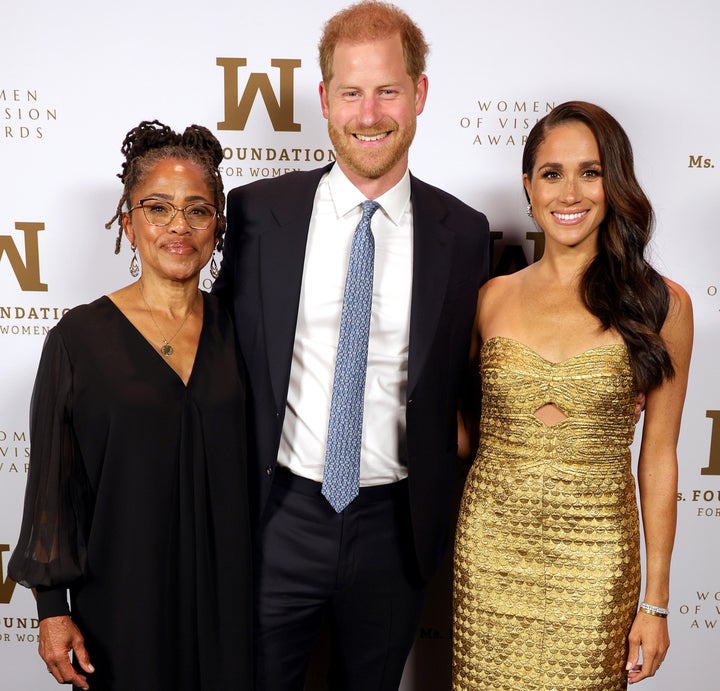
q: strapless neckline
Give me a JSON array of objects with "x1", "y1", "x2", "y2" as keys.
[{"x1": 481, "y1": 335, "x2": 628, "y2": 366}]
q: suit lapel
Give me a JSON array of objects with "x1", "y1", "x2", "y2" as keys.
[
  {"x1": 260, "y1": 166, "x2": 331, "y2": 410},
  {"x1": 407, "y1": 176, "x2": 455, "y2": 397},
  {"x1": 257, "y1": 167, "x2": 454, "y2": 407}
]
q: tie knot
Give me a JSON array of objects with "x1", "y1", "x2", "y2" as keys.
[{"x1": 361, "y1": 200, "x2": 380, "y2": 220}]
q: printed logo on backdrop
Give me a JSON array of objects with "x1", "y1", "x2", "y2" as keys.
[
  {"x1": 676, "y1": 589, "x2": 720, "y2": 633},
  {"x1": 0, "y1": 224, "x2": 69, "y2": 336},
  {"x1": 677, "y1": 408, "x2": 720, "y2": 518},
  {"x1": 688, "y1": 153, "x2": 714, "y2": 169},
  {"x1": 458, "y1": 98, "x2": 556, "y2": 275},
  {"x1": 0, "y1": 430, "x2": 29, "y2": 476},
  {"x1": 676, "y1": 285, "x2": 720, "y2": 520},
  {"x1": 0, "y1": 223, "x2": 47, "y2": 292},
  {"x1": 216, "y1": 57, "x2": 335, "y2": 180},
  {"x1": 1, "y1": 89, "x2": 57, "y2": 141},
  {"x1": 1, "y1": 544, "x2": 39, "y2": 645},
  {"x1": 459, "y1": 99, "x2": 555, "y2": 147},
  {"x1": 490, "y1": 230, "x2": 544, "y2": 278}
]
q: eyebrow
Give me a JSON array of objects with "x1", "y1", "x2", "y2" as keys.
[
  {"x1": 142, "y1": 193, "x2": 212, "y2": 202},
  {"x1": 538, "y1": 159, "x2": 602, "y2": 169},
  {"x1": 336, "y1": 81, "x2": 402, "y2": 91}
]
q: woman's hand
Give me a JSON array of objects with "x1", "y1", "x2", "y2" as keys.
[
  {"x1": 634, "y1": 392, "x2": 646, "y2": 423},
  {"x1": 39, "y1": 615, "x2": 94, "y2": 689},
  {"x1": 625, "y1": 611, "x2": 669, "y2": 684}
]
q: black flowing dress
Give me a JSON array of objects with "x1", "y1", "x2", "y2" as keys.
[{"x1": 9, "y1": 293, "x2": 252, "y2": 691}]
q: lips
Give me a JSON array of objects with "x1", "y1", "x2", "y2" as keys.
[{"x1": 163, "y1": 241, "x2": 194, "y2": 255}]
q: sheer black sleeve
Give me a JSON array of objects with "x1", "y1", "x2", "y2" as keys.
[{"x1": 8, "y1": 327, "x2": 90, "y2": 599}]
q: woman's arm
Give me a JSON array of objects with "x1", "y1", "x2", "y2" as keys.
[
  {"x1": 8, "y1": 327, "x2": 95, "y2": 686},
  {"x1": 626, "y1": 279, "x2": 694, "y2": 684}
]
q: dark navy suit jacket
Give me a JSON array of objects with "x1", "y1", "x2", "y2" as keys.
[{"x1": 213, "y1": 163, "x2": 490, "y2": 581}]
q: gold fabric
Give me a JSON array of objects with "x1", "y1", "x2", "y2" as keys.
[{"x1": 453, "y1": 337, "x2": 641, "y2": 690}]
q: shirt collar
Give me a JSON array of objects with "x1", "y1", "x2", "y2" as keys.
[{"x1": 326, "y1": 163, "x2": 411, "y2": 225}]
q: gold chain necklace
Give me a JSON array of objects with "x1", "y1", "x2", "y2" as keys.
[{"x1": 139, "y1": 280, "x2": 197, "y2": 357}]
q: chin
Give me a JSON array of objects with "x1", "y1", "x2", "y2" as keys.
[{"x1": 348, "y1": 152, "x2": 401, "y2": 180}]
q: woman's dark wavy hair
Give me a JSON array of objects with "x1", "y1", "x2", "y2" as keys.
[
  {"x1": 522, "y1": 101, "x2": 673, "y2": 392},
  {"x1": 105, "y1": 119, "x2": 226, "y2": 252}
]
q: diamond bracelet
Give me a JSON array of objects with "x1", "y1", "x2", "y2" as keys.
[{"x1": 639, "y1": 602, "x2": 669, "y2": 618}]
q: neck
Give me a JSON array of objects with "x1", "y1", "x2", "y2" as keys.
[
  {"x1": 536, "y1": 239, "x2": 598, "y2": 285},
  {"x1": 535, "y1": 252, "x2": 595, "y2": 288},
  {"x1": 336, "y1": 157, "x2": 408, "y2": 200},
  {"x1": 137, "y1": 275, "x2": 199, "y2": 316}
]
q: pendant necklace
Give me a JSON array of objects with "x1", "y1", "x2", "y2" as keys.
[{"x1": 139, "y1": 280, "x2": 196, "y2": 357}]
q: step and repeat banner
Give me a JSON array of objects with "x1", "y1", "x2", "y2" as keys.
[{"x1": 2, "y1": 1, "x2": 718, "y2": 688}]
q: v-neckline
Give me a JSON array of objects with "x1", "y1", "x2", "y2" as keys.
[{"x1": 102, "y1": 294, "x2": 205, "y2": 388}]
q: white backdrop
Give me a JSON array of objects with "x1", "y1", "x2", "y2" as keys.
[{"x1": 2, "y1": 1, "x2": 718, "y2": 689}]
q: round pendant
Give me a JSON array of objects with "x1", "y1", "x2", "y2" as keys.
[{"x1": 161, "y1": 343, "x2": 173, "y2": 356}]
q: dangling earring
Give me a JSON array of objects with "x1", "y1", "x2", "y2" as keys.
[
  {"x1": 129, "y1": 244, "x2": 140, "y2": 277},
  {"x1": 210, "y1": 250, "x2": 219, "y2": 279},
  {"x1": 526, "y1": 204, "x2": 533, "y2": 218}
]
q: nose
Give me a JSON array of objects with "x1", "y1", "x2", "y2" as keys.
[
  {"x1": 358, "y1": 94, "x2": 382, "y2": 125},
  {"x1": 168, "y1": 208, "x2": 192, "y2": 233},
  {"x1": 559, "y1": 176, "x2": 581, "y2": 204}
]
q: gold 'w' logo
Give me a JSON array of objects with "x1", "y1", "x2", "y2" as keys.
[
  {"x1": 703, "y1": 411, "x2": 720, "y2": 476},
  {"x1": 0, "y1": 544, "x2": 19, "y2": 603},
  {"x1": 217, "y1": 58, "x2": 302, "y2": 132},
  {"x1": 0, "y1": 223, "x2": 47, "y2": 291}
]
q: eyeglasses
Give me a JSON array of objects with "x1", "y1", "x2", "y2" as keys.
[{"x1": 128, "y1": 198, "x2": 217, "y2": 230}]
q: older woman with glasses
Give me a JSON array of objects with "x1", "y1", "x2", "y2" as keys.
[{"x1": 9, "y1": 120, "x2": 252, "y2": 690}]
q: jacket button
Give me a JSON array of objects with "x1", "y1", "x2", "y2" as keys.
[{"x1": 266, "y1": 465, "x2": 273, "y2": 476}]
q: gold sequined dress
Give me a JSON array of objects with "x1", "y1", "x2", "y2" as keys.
[{"x1": 453, "y1": 337, "x2": 641, "y2": 690}]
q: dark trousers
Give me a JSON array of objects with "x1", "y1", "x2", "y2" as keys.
[{"x1": 254, "y1": 468, "x2": 426, "y2": 691}]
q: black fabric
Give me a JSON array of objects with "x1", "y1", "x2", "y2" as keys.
[
  {"x1": 254, "y1": 472, "x2": 425, "y2": 691},
  {"x1": 9, "y1": 293, "x2": 252, "y2": 691}
]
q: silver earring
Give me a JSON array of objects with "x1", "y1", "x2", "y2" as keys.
[
  {"x1": 526, "y1": 204, "x2": 533, "y2": 218},
  {"x1": 210, "y1": 252, "x2": 219, "y2": 279},
  {"x1": 129, "y1": 245, "x2": 140, "y2": 277}
]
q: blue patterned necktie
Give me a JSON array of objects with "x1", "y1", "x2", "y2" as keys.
[{"x1": 322, "y1": 200, "x2": 381, "y2": 512}]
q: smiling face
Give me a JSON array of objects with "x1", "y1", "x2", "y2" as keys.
[
  {"x1": 122, "y1": 158, "x2": 217, "y2": 283},
  {"x1": 319, "y1": 33, "x2": 428, "y2": 194},
  {"x1": 523, "y1": 121, "x2": 608, "y2": 253}
]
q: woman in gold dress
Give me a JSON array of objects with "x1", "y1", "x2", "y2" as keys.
[{"x1": 453, "y1": 101, "x2": 693, "y2": 690}]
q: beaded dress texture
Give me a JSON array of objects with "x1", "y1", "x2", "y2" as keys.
[{"x1": 453, "y1": 337, "x2": 641, "y2": 690}]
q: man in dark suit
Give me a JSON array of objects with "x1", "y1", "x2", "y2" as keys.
[{"x1": 214, "y1": 2, "x2": 489, "y2": 689}]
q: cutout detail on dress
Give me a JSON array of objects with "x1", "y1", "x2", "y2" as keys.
[{"x1": 534, "y1": 402, "x2": 567, "y2": 427}]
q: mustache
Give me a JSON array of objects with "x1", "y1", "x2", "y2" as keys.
[{"x1": 346, "y1": 120, "x2": 398, "y2": 136}]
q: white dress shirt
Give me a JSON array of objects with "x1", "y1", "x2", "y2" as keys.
[{"x1": 277, "y1": 164, "x2": 414, "y2": 484}]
